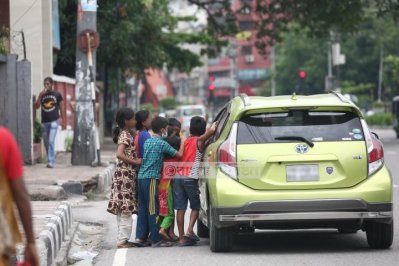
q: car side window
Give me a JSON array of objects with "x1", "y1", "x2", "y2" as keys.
[
  {"x1": 206, "y1": 108, "x2": 226, "y2": 145},
  {"x1": 214, "y1": 109, "x2": 230, "y2": 140}
]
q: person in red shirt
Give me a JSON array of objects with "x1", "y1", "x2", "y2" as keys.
[
  {"x1": 0, "y1": 127, "x2": 39, "y2": 266},
  {"x1": 174, "y1": 118, "x2": 217, "y2": 246}
]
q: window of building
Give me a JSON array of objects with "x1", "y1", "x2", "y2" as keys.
[
  {"x1": 239, "y1": 20, "x2": 253, "y2": 31},
  {"x1": 241, "y1": 45, "x2": 253, "y2": 56}
]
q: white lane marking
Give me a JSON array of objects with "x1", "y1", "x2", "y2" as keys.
[
  {"x1": 112, "y1": 248, "x2": 127, "y2": 266},
  {"x1": 386, "y1": 151, "x2": 398, "y2": 155},
  {"x1": 394, "y1": 184, "x2": 398, "y2": 188}
]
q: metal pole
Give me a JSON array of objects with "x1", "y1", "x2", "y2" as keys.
[
  {"x1": 71, "y1": 0, "x2": 98, "y2": 166},
  {"x1": 328, "y1": 42, "x2": 333, "y2": 77},
  {"x1": 378, "y1": 47, "x2": 384, "y2": 102},
  {"x1": 86, "y1": 32, "x2": 101, "y2": 166},
  {"x1": 21, "y1": 30, "x2": 26, "y2": 60},
  {"x1": 271, "y1": 46, "x2": 276, "y2": 96}
]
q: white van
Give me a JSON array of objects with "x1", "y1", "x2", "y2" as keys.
[{"x1": 176, "y1": 105, "x2": 207, "y2": 133}]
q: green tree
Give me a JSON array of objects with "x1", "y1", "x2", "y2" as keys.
[
  {"x1": 384, "y1": 55, "x2": 399, "y2": 98},
  {"x1": 56, "y1": 0, "x2": 215, "y2": 75},
  {"x1": 189, "y1": 0, "x2": 399, "y2": 55},
  {"x1": 273, "y1": 25, "x2": 328, "y2": 95},
  {"x1": 0, "y1": 26, "x2": 9, "y2": 54},
  {"x1": 160, "y1": 97, "x2": 177, "y2": 110},
  {"x1": 272, "y1": 14, "x2": 399, "y2": 101}
]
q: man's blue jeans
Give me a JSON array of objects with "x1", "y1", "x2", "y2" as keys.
[{"x1": 42, "y1": 120, "x2": 58, "y2": 166}]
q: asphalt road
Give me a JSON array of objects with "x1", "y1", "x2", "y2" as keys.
[{"x1": 73, "y1": 128, "x2": 399, "y2": 266}]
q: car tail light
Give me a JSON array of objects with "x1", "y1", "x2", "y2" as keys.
[
  {"x1": 218, "y1": 123, "x2": 238, "y2": 180},
  {"x1": 362, "y1": 120, "x2": 384, "y2": 176}
]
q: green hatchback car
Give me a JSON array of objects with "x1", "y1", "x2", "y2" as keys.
[{"x1": 198, "y1": 92, "x2": 393, "y2": 252}]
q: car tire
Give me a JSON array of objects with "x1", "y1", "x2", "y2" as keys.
[
  {"x1": 197, "y1": 218, "x2": 209, "y2": 238},
  {"x1": 366, "y1": 220, "x2": 394, "y2": 249},
  {"x1": 209, "y1": 208, "x2": 233, "y2": 252},
  {"x1": 338, "y1": 228, "x2": 358, "y2": 234}
]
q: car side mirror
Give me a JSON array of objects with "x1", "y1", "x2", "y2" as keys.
[{"x1": 371, "y1": 132, "x2": 380, "y2": 140}]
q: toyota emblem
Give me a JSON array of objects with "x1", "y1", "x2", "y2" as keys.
[{"x1": 295, "y1": 144, "x2": 309, "y2": 154}]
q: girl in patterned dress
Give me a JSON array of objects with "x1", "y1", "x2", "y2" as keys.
[{"x1": 107, "y1": 108, "x2": 142, "y2": 248}]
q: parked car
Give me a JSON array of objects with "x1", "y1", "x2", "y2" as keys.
[
  {"x1": 198, "y1": 93, "x2": 393, "y2": 252},
  {"x1": 176, "y1": 105, "x2": 206, "y2": 133}
]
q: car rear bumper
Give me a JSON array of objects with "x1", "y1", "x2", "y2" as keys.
[{"x1": 213, "y1": 200, "x2": 393, "y2": 227}]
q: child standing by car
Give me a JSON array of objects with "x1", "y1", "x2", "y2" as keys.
[
  {"x1": 174, "y1": 117, "x2": 217, "y2": 246},
  {"x1": 135, "y1": 117, "x2": 185, "y2": 247},
  {"x1": 158, "y1": 118, "x2": 182, "y2": 242},
  {"x1": 107, "y1": 108, "x2": 142, "y2": 249}
]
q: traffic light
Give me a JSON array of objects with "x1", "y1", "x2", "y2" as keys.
[
  {"x1": 208, "y1": 76, "x2": 215, "y2": 91},
  {"x1": 208, "y1": 76, "x2": 215, "y2": 102},
  {"x1": 298, "y1": 70, "x2": 307, "y2": 80}
]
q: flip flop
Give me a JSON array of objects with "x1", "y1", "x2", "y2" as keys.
[
  {"x1": 178, "y1": 240, "x2": 196, "y2": 247},
  {"x1": 133, "y1": 240, "x2": 151, "y2": 247},
  {"x1": 169, "y1": 235, "x2": 179, "y2": 242},
  {"x1": 152, "y1": 240, "x2": 174, "y2": 248},
  {"x1": 183, "y1": 234, "x2": 200, "y2": 242}
]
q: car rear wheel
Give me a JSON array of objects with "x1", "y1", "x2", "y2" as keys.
[
  {"x1": 366, "y1": 220, "x2": 394, "y2": 249},
  {"x1": 197, "y1": 218, "x2": 209, "y2": 238},
  {"x1": 209, "y1": 208, "x2": 233, "y2": 252}
]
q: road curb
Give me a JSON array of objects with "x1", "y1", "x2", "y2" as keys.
[
  {"x1": 37, "y1": 202, "x2": 72, "y2": 266},
  {"x1": 96, "y1": 162, "x2": 116, "y2": 193}
]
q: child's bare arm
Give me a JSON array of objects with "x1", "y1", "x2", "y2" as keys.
[
  {"x1": 198, "y1": 122, "x2": 217, "y2": 152},
  {"x1": 116, "y1": 144, "x2": 142, "y2": 165},
  {"x1": 174, "y1": 136, "x2": 186, "y2": 159}
]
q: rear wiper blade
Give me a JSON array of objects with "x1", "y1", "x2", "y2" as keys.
[{"x1": 274, "y1": 136, "x2": 314, "y2": 147}]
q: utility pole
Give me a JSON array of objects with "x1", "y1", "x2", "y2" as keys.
[
  {"x1": 271, "y1": 46, "x2": 276, "y2": 96},
  {"x1": 71, "y1": 0, "x2": 99, "y2": 166},
  {"x1": 378, "y1": 47, "x2": 384, "y2": 102}
]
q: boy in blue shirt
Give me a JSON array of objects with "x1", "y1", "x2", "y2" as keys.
[{"x1": 135, "y1": 116, "x2": 185, "y2": 247}]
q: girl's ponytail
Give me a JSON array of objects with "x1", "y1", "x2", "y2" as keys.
[{"x1": 112, "y1": 125, "x2": 121, "y2": 144}]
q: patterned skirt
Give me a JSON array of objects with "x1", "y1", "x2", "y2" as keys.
[{"x1": 107, "y1": 165, "x2": 138, "y2": 215}]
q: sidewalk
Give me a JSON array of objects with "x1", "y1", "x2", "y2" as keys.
[
  {"x1": 24, "y1": 137, "x2": 116, "y2": 266},
  {"x1": 24, "y1": 138, "x2": 116, "y2": 191}
]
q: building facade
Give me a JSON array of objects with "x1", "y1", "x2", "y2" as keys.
[
  {"x1": 169, "y1": 0, "x2": 208, "y2": 105},
  {"x1": 207, "y1": 0, "x2": 270, "y2": 107}
]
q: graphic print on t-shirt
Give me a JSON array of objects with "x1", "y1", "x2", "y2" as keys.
[
  {"x1": 41, "y1": 91, "x2": 63, "y2": 123},
  {"x1": 42, "y1": 94, "x2": 57, "y2": 112}
]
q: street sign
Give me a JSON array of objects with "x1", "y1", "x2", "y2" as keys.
[
  {"x1": 81, "y1": 0, "x2": 97, "y2": 12},
  {"x1": 332, "y1": 43, "x2": 345, "y2": 66}
]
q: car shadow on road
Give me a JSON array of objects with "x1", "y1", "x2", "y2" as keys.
[{"x1": 216, "y1": 230, "x2": 393, "y2": 254}]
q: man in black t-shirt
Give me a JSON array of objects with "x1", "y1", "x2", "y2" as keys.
[{"x1": 34, "y1": 77, "x2": 66, "y2": 168}]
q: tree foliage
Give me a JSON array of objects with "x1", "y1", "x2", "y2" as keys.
[
  {"x1": 270, "y1": 13, "x2": 399, "y2": 107},
  {"x1": 271, "y1": 25, "x2": 328, "y2": 95},
  {"x1": 188, "y1": 0, "x2": 399, "y2": 55},
  {"x1": 55, "y1": 0, "x2": 217, "y2": 76}
]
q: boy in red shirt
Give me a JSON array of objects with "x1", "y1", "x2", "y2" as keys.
[
  {"x1": 174, "y1": 117, "x2": 217, "y2": 246},
  {"x1": 0, "y1": 127, "x2": 38, "y2": 266}
]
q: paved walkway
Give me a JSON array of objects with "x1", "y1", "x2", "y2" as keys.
[
  {"x1": 24, "y1": 139, "x2": 116, "y2": 188},
  {"x1": 24, "y1": 138, "x2": 116, "y2": 241}
]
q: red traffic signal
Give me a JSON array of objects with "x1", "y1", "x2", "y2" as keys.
[
  {"x1": 209, "y1": 75, "x2": 216, "y2": 91},
  {"x1": 298, "y1": 70, "x2": 307, "y2": 80}
]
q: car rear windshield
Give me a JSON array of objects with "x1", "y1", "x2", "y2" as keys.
[{"x1": 237, "y1": 110, "x2": 364, "y2": 144}]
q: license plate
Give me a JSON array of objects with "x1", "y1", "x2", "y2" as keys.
[{"x1": 286, "y1": 165, "x2": 319, "y2": 182}]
